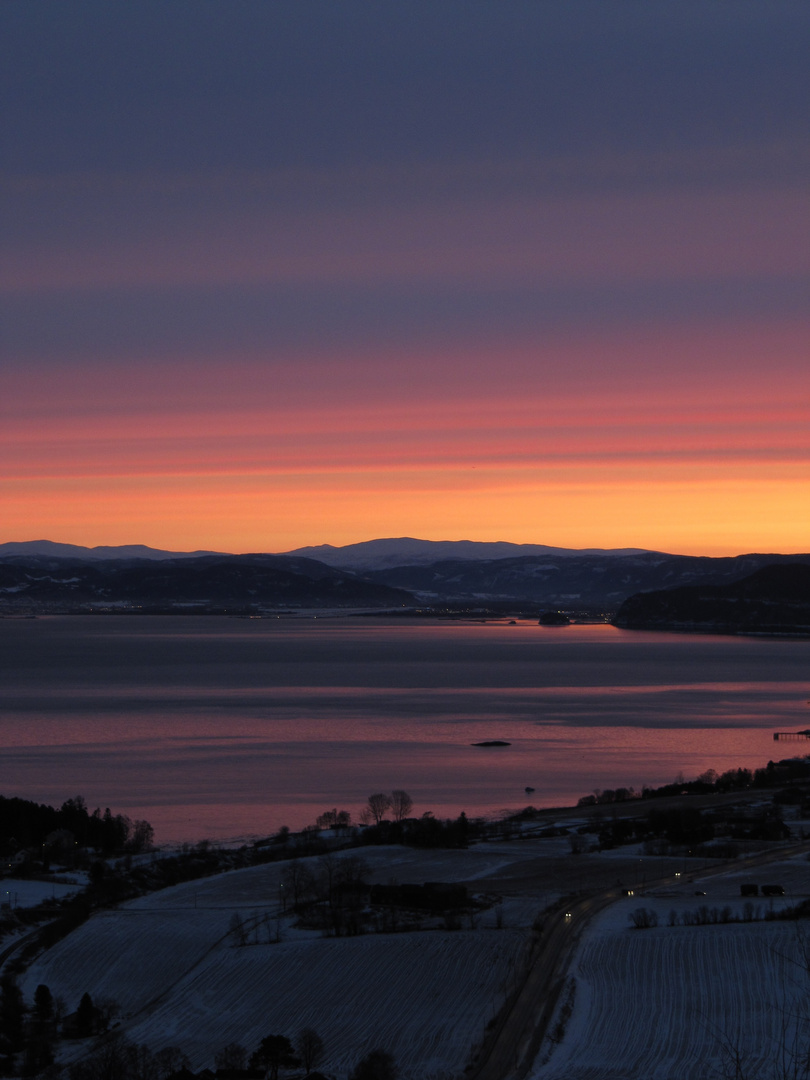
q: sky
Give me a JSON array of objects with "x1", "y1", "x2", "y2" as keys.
[{"x1": 2, "y1": 1, "x2": 809, "y2": 556}]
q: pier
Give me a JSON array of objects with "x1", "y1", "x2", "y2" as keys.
[{"x1": 773, "y1": 730, "x2": 810, "y2": 741}]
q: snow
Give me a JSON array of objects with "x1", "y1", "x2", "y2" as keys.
[
  {"x1": 534, "y1": 854, "x2": 810, "y2": 1080},
  {"x1": 22, "y1": 843, "x2": 545, "y2": 1078},
  {"x1": 23, "y1": 907, "x2": 232, "y2": 1015},
  {"x1": 538, "y1": 923, "x2": 810, "y2": 1080},
  {"x1": 0, "y1": 877, "x2": 82, "y2": 908},
  {"x1": 125, "y1": 929, "x2": 527, "y2": 1077},
  {"x1": 122, "y1": 842, "x2": 563, "y2": 912},
  {"x1": 19, "y1": 842, "x2": 810, "y2": 1078}
]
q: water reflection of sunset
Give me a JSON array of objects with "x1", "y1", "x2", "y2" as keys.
[{"x1": 2, "y1": 618, "x2": 807, "y2": 841}]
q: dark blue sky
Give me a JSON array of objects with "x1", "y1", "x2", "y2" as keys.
[{"x1": 4, "y1": 2, "x2": 809, "y2": 174}]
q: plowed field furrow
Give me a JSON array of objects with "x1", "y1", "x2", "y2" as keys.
[
  {"x1": 538, "y1": 925, "x2": 810, "y2": 1080},
  {"x1": 22, "y1": 909, "x2": 232, "y2": 1013},
  {"x1": 124, "y1": 930, "x2": 529, "y2": 1076}
]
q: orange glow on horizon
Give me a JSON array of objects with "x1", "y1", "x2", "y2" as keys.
[
  {"x1": 3, "y1": 463, "x2": 808, "y2": 557},
  {"x1": 4, "y1": 299, "x2": 808, "y2": 560}
]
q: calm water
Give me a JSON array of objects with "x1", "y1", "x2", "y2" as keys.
[{"x1": 1, "y1": 616, "x2": 808, "y2": 843}]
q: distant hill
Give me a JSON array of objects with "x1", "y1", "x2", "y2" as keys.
[
  {"x1": 613, "y1": 563, "x2": 810, "y2": 634},
  {"x1": 361, "y1": 551, "x2": 810, "y2": 609},
  {"x1": 283, "y1": 537, "x2": 650, "y2": 570},
  {"x1": 0, "y1": 554, "x2": 413, "y2": 613},
  {"x1": 3, "y1": 540, "x2": 810, "y2": 614},
  {"x1": 0, "y1": 540, "x2": 225, "y2": 561}
]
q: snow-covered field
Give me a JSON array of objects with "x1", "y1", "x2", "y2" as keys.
[
  {"x1": 536, "y1": 854, "x2": 810, "y2": 1080},
  {"x1": 23, "y1": 907, "x2": 232, "y2": 1016},
  {"x1": 0, "y1": 876, "x2": 83, "y2": 909},
  {"x1": 22, "y1": 843, "x2": 552, "y2": 1078},
  {"x1": 20, "y1": 839, "x2": 810, "y2": 1079},
  {"x1": 126, "y1": 929, "x2": 526, "y2": 1077},
  {"x1": 125, "y1": 841, "x2": 560, "y2": 911}
]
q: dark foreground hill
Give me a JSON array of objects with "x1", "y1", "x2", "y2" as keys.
[
  {"x1": 0, "y1": 554, "x2": 414, "y2": 613},
  {"x1": 364, "y1": 551, "x2": 810, "y2": 610},
  {"x1": 3, "y1": 548, "x2": 810, "y2": 615},
  {"x1": 613, "y1": 563, "x2": 810, "y2": 634}
]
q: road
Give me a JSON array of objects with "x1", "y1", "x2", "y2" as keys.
[
  {"x1": 0, "y1": 923, "x2": 50, "y2": 974},
  {"x1": 469, "y1": 838, "x2": 810, "y2": 1080}
]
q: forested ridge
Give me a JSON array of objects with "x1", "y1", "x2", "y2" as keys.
[{"x1": 0, "y1": 795, "x2": 152, "y2": 859}]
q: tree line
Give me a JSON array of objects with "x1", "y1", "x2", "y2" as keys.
[
  {"x1": 0, "y1": 980, "x2": 122, "y2": 1077},
  {"x1": 2, "y1": 980, "x2": 337, "y2": 1079},
  {"x1": 0, "y1": 794, "x2": 154, "y2": 862},
  {"x1": 0, "y1": 1013, "x2": 400, "y2": 1080},
  {"x1": 576, "y1": 756, "x2": 810, "y2": 807},
  {"x1": 310, "y1": 791, "x2": 479, "y2": 849}
]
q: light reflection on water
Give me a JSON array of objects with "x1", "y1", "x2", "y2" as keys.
[{"x1": 0, "y1": 616, "x2": 807, "y2": 842}]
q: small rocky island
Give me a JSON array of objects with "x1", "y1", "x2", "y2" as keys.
[{"x1": 538, "y1": 611, "x2": 571, "y2": 625}]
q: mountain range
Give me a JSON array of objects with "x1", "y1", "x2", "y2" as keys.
[
  {"x1": 0, "y1": 540, "x2": 223, "y2": 561},
  {"x1": 1, "y1": 538, "x2": 808, "y2": 618},
  {"x1": 283, "y1": 537, "x2": 648, "y2": 570},
  {"x1": 0, "y1": 537, "x2": 646, "y2": 567}
]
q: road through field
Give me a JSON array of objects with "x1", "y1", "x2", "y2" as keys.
[
  {"x1": 469, "y1": 839, "x2": 810, "y2": 1080},
  {"x1": 469, "y1": 889, "x2": 619, "y2": 1080}
]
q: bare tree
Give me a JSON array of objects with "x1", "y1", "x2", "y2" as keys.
[
  {"x1": 281, "y1": 860, "x2": 314, "y2": 911},
  {"x1": 155, "y1": 1047, "x2": 191, "y2": 1079},
  {"x1": 127, "y1": 819, "x2": 155, "y2": 853},
  {"x1": 95, "y1": 996, "x2": 122, "y2": 1031},
  {"x1": 707, "y1": 920, "x2": 810, "y2": 1080},
  {"x1": 337, "y1": 854, "x2": 369, "y2": 887},
  {"x1": 215, "y1": 1043, "x2": 247, "y2": 1071},
  {"x1": 228, "y1": 912, "x2": 247, "y2": 946},
  {"x1": 317, "y1": 852, "x2": 338, "y2": 907},
  {"x1": 390, "y1": 790, "x2": 413, "y2": 822},
  {"x1": 315, "y1": 808, "x2": 351, "y2": 830},
  {"x1": 69, "y1": 1036, "x2": 162, "y2": 1080},
  {"x1": 365, "y1": 793, "x2": 393, "y2": 825},
  {"x1": 568, "y1": 833, "x2": 588, "y2": 855},
  {"x1": 628, "y1": 907, "x2": 658, "y2": 929},
  {"x1": 295, "y1": 1028, "x2": 325, "y2": 1076}
]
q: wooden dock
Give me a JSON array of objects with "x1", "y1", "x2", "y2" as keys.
[{"x1": 773, "y1": 730, "x2": 810, "y2": 741}]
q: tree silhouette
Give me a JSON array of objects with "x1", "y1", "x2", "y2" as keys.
[
  {"x1": 315, "y1": 808, "x2": 351, "y2": 829},
  {"x1": 33, "y1": 984, "x2": 53, "y2": 1022},
  {"x1": 295, "y1": 1028, "x2": 325, "y2": 1076},
  {"x1": 75, "y1": 992, "x2": 96, "y2": 1038},
  {"x1": 349, "y1": 1048, "x2": 398, "y2": 1080},
  {"x1": 365, "y1": 793, "x2": 393, "y2": 825},
  {"x1": 391, "y1": 790, "x2": 413, "y2": 822},
  {"x1": 250, "y1": 1035, "x2": 298, "y2": 1080},
  {"x1": 229, "y1": 912, "x2": 248, "y2": 946},
  {"x1": 280, "y1": 860, "x2": 314, "y2": 910},
  {"x1": 0, "y1": 977, "x2": 26, "y2": 1054},
  {"x1": 215, "y1": 1042, "x2": 247, "y2": 1071},
  {"x1": 155, "y1": 1046, "x2": 191, "y2": 1078}
]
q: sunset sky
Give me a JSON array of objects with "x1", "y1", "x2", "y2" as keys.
[{"x1": 3, "y1": 2, "x2": 809, "y2": 556}]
